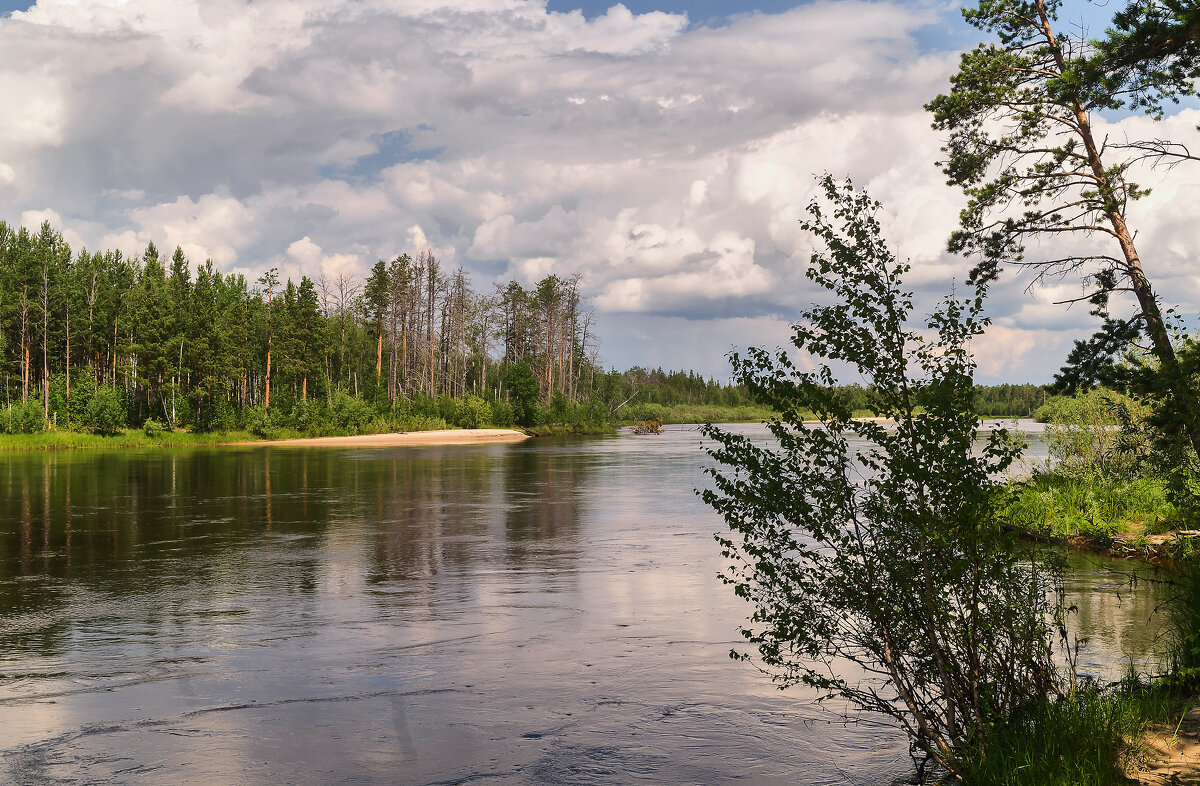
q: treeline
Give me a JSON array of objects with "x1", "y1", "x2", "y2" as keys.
[
  {"x1": 602, "y1": 370, "x2": 1049, "y2": 421},
  {"x1": 0, "y1": 221, "x2": 604, "y2": 434}
]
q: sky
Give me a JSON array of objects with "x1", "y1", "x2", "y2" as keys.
[{"x1": 0, "y1": 0, "x2": 1196, "y2": 384}]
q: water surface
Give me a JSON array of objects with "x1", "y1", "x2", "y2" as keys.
[{"x1": 0, "y1": 422, "x2": 1170, "y2": 784}]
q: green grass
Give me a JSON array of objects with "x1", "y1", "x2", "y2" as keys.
[
  {"x1": 0, "y1": 429, "x2": 267, "y2": 451},
  {"x1": 616, "y1": 402, "x2": 907, "y2": 425},
  {"x1": 0, "y1": 418, "x2": 470, "y2": 451},
  {"x1": 964, "y1": 681, "x2": 1191, "y2": 786},
  {"x1": 1000, "y1": 471, "x2": 1178, "y2": 540},
  {"x1": 524, "y1": 423, "x2": 616, "y2": 436}
]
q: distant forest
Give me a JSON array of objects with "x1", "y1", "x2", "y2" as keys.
[{"x1": 0, "y1": 220, "x2": 1049, "y2": 435}]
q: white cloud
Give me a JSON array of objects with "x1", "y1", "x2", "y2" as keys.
[
  {"x1": 0, "y1": 0, "x2": 1193, "y2": 380},
  {"x1": 287, "y1": 234, "x2": 360, "y2": 278}
]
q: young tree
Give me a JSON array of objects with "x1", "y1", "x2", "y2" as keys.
[
  {"x1": 927, "y1": 0, "x2": 1200, "y2": 456},
  {"x1": 701, "y1": 178, "x2": 1063, "y2": 776},
  {"x1": 131, "y1": 242, "x2": 176, "y2": 423},
  {"x1": 258, "y1": 267, "x2": 280, "y2": 415},
  {"x1": 364, "y1": 259, "x2": 389, "y2": 383}
]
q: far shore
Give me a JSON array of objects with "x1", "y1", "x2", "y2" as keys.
[{"x1": 227, "y1": 428, "x2": 532, "y2": 448}]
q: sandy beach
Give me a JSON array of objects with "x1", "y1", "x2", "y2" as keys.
[{"x1": 233, "y1": 429, "x2": 531, "y2": 448}]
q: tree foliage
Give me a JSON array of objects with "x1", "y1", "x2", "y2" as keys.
[
  {"x1": 0, "y1": 221, "x2": 605, "y2": 433},
  {"x1": 928, "y1": 0, "x2": 1200, "y2": 458},
  {"x1": 1100, "y1": 0, "x2": 1200, "y2": 111},
  {"x1": 700, "y1": 178, "x2": 1064, "y2": 776}
]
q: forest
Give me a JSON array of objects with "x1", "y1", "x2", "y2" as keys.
[
  {"x1": 0, "y1": 219, "x2": 1054, "y2": 438},
  {"x1": 0, "y1": 220, "x2": 610, "y2": 434}
]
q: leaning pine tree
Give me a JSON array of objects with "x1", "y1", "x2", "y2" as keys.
[
  {"x1": 927, "y1": 0, "x2": 1200, "y2": 458},
  {"x1": 700, "y1": 177, "x2": 1065, "y2": 778}
]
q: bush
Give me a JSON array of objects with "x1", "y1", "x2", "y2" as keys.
[
  {"x1": 67, "y1": 368, "x2": 98, "y2": 426},
  {"x1": 84, "y1": 387, "x2": 126, "y2": 436},
  {"x1": 1041, "y1": 388, "x2": 1150, "y2": 479},
  {"x1": 502, "y1": 362, "x2": 540, "y2": 427},
  {"x1": 489, "y1": 399, "x2": 515, "y2": 427},
  {"x1": 243, "y1": 405, "x2": 268, "y2": 437},
  {"x1": 701, "y1": 178, "x2": 1063, "y2": 777},
  {"x1": 329, "y1": 392, "x2": 373, "y2": 434},
  {"x1": 291, "y1": 399, "x2": 318, "y2": 433},
  {"x1": 457, "y1": 395, "x2": 492, "y2": 429},
  {"x1": 142, "y1": 418, "x2": 166, "y2": 438}
]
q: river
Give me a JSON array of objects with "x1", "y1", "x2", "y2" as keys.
[{"x1": 0, "y1": 422, "x2": 1172, "y2": 784}]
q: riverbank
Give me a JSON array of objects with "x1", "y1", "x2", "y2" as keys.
[
  {"x1": 230, "y1": 428, "x2": 531, "y2": 448},
  {"x1": 1132, "y1": 704, "x2": 1200, "y2": 784},
  {"x1": 0, "y1": 426, "x2": 532, "y2": 451},
  {"x1": 999, "y1": 469, "x2": 1198, "y2": 565}
]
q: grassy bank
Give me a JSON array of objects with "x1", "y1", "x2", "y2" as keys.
[
  {"x1": 0, "y1": 428, "x2": 269, "y2": 450},
  {"x1": 965, "y1": 680, "x2": 1195, "y2": 785},
  {"x1": 1001, "y1": 471, "x2": 1179, "y2": 541},
  {"x1": 524, "y1": 422, "x2": 617, "y2": 436},
  {"x1": 619, "y1": 402, "x2": 778, "y2": 424}
]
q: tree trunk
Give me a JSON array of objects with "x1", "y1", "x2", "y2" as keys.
[
  {"x1": 65, "y1": 310, "x2": 70, "y2": 429},
  {"x1": 264, "y1": 334, "x2": 272, "y2": 413},
  {"x1": 42, "y1": 264, "x2": 49, "y2": 420},
  {"x1": 1037, "y1": 0, "x2": 1200, "y2": 458}
]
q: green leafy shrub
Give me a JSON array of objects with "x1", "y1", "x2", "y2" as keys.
[
  {"x1": 701, "y1": 178, "x2": 1063, "y2": 777},
  {"x1": 489, "y1": 399, "x2": 515, "y2": 427},
  {"x1": 457, "y1": 395, "x2": 492, "y2": 429},
  {"x1": 502, "y1": 362, "x2": 540, "y2": 427},
  {"x1": 329, "y1": 392, "x2": 373, "y2": 434},
  {"x1": 84, "y1": 387, "x2": 126, "y2": 436},
  {"x1": 243, "y1": 405, "x2": 268, "y2": 437},
  {"x1": 1039, "y1": 388, "x2": 1150, "y2": 479},
  {"x1": 142, "y1": 418, "x2": 166, "y2": 437}
]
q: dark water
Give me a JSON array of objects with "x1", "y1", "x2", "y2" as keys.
[{"x1": 0, "y1": 423, "x2": 1170, "y2": 784}]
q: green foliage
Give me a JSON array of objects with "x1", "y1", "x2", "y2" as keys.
[
  {"x1": 328, "y1": 392, "x2": 373, "y2": 434},
  {"x1": 1007, "y1": 388, "x2": 1179, "y2": 538},
  {"x1": 1099, "y1": 0, "x2": 1200, "y2": 113},
  {"x1": 502, "y1": 362, "x2": 540, "y2": 427},
  {"x1": 700, "y1": 178, "x2": 1063, "y2": 776},
  {"x1": 84, "y1": 387, "x2": 125, "y2": 436},
  {"x1": 66, "y1": 368, "x2": 97, "y2": 427},
  {"x1": 457, "y1": 395, "x2": 492, "y2": 429},
  {"x1": 1165, "y1": 561, "x2": 1200, "y2": 691},
  {"x1": 243, "y1": 405, "x2": 268, "y2": 438},
  {"x1": 142, "y1": 418, "x2": 166, "y2": 438},
  {"x1": 0, "y1": 400, "x2": 47, "y2": 434},
  {"x1": 488, "y1": 399, "x2": 514, "y2": 428},
  {"x1": 1038, "y1": 388, "x2": 1152, "y2": 478},
  {"x1": 965, "y1": 680, "x2": 1176, "y2": 786},
  {"x1": 1002, "y1": 471, "x2": 1176, "y2": 539}
]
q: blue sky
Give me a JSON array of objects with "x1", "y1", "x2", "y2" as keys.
[{"x1": 0, "y1": 0, "x2": 1195, "y2": 383}]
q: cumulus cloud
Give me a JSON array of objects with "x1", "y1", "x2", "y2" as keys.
[{"x1": 0, "y1": 0, "x2": 1195, "y2": 381}]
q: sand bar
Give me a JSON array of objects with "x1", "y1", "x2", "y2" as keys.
[{"x1": 231, "y1": 428, "x2": 531, "y2": 448}]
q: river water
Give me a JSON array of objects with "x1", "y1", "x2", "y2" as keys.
[{"x1": 0, "y1": 422, "x2": 1172, "y2": 784}]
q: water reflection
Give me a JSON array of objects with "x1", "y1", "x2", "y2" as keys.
[{"x1": 0, "y1": 425, "x2": 1171, "y2": 785}]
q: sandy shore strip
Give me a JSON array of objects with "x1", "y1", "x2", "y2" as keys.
[{"x1": 230, "y1": 428, "x2": 531, "y2": 448}]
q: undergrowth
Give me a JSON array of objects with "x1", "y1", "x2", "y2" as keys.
[
  {"x1": 1001, "y1": 471, "x2": 1177, "y2": 539},
  {"x1": 964, "y1": 679, "x2": 1189, "y2": 786}
]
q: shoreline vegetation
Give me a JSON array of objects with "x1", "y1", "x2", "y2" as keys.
[
  {"x1": 995, "y1": 387, "x2": 1200, "y2": 783},
  {"x1": 695, "y1": 177, "x2": 1199, "y2": 785}
]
